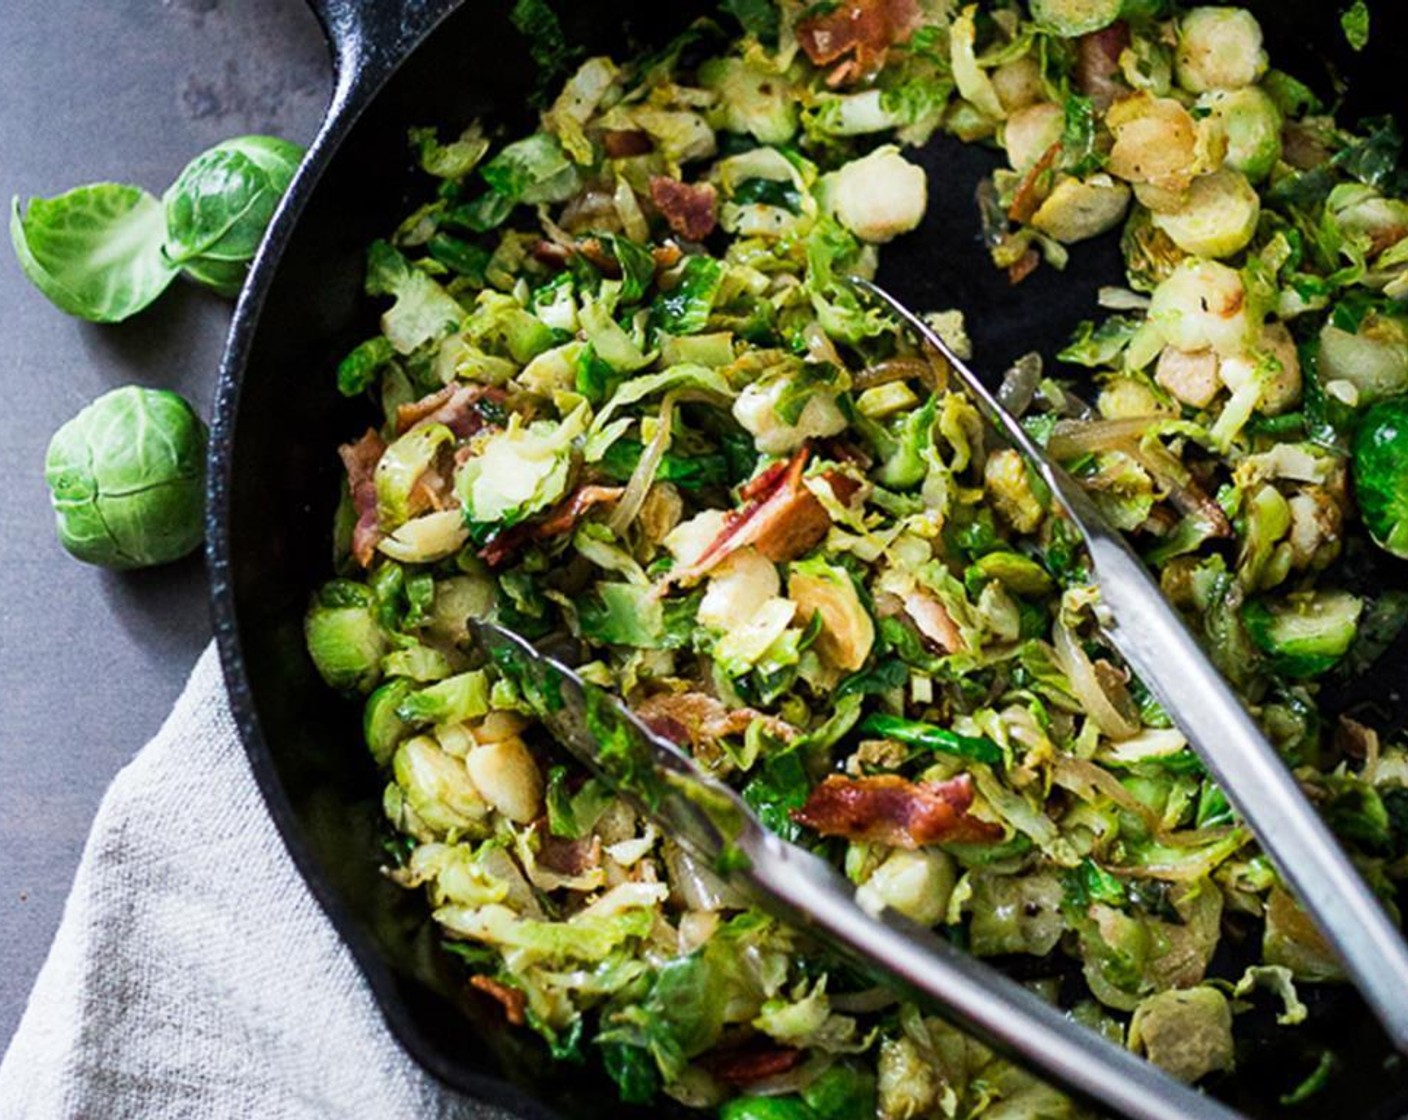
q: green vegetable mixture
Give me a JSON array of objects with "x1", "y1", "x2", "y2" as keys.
[{"x1": 305, "y1": 1, "x2": 1408, "y2": 1114}]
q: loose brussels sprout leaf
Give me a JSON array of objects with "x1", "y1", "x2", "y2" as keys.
[
  {"x1": 699, "y1": 57, "x2": 798, "y2": 145},
  {"x1": 1352, "y1": 394, "x2": 1408, "y2": 559},
  {"x1": 409, "y1": 123, "x2": 490, "y2": 180},
  {"x1": 1127, "y1": 987, "x2": 1234, "y2": 1083},
  {"x1": 654, "y1": 256, "x2": 725, "y2": 336},
  {"x1": 11, "y1": 184, "x2": 177, "y2": 322},
  {"x1": 508, "y1": 0, "x2": 581, "y2": 103},
  {"x1": 1318, "y1": 319, "x2": 1408, "y2": 406},
  {"x1": 396, "y1": 671, "x2": 491, "y2": 727},
  {"x1": 476, "y1": 133, "x2": 579, "y2": 224},
  {"x1": 719, "y1": 0, "x2": 780, "y2": 45},
  {"x1": 1243, "y1": 590, "x2": 1363, "y2": 678},
  {"x1": 44, "y1": 386, "x2": 206, "y2": 569},
  {"x1": 1341, "y1": 0, "x2": 1371, "y2": 52},
  {"x1": 825, "y1": 146, "x2": 927, "y2": 245},
  {"x1": 970, "y1": 873, "x2": 1067, "y2": 956},
  {"x1": 788, "y1": 557, "x2": 875, "y2": 671},
  {"x1": 162, "y1": 135, "x2": 305, "y2": 295},
  {"x1": 858, "y1": 712, "x2": 1002, "y2": 765},
  {"x1": 365, "y1": 240, "x2": 465, "y2": 354}
]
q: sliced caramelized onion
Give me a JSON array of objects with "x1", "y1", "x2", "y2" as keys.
[
  {"x1": 609, "y1": 393, "x2": 676, "y2": 535},
  {"x1": 853, "y1": 356, "x2": 935, "y2": 391},
  {"x1": 1052, "y1": 620, "x2": 1140, "y2": 741}
]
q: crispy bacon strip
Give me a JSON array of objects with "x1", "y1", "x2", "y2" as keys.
[
  {"x1": 1075, "y1": 23, "x2": 1131, "y2": 111},
  {"x1": 479, "y1": 485, "x2": 625, "y2": 567},
  {"x1": 537, "y1": 829, "x2": 603, "y2": 878},
  {"x1": 792, "y1": 773, "x2": 1002, "y2": 848},
  {"x1": 817, "y1": 467, "x2": 864, "y2": 509},
  {"x1": 636, "y1": 691, "x2": 797, "y2": 751},
  {"x1": 536, "y1": 484, "x2": 625, "y2": 537},
  {"x1": 702, "y1": 1046, "x2": 804, "y2": 1087},
  {"x1": 338, "y1": 428, "x2": 386, "y2": 568},
  {"x1": 395, "y1": 384, "x2": 503, "y2": 438},
  {"x1": 1008, "y1": 247, "x2": 1042, "y2": 286},
  {"x1": 796, "y1": 0, "x2": 921, "y2": 85},
  {"x1": 603, "y1": 129, "x2": 654, "y2": 158},
  {"x1": 470, "y1": 975, "x2": 526, "y2": 1026},
  {"x1": 649, "y1": 177, "x2": 719, "y2": 241},
  {"x1": 668, "y1": 448, "x2": 830, "y2": 586},
  {"x1": 1008, "y1": 144, "x2": 1059, "y2": 225}
]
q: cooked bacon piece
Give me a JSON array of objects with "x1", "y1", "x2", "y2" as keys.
[
  {"x1": 339, "y1": 428, "x2": 386, "y2": 568},
  {"x1": 478, "y1": 485, "x2": 625, "y2": 567},
  {"x1": 537, "y1": 829, "x2": 603, "y2": 878},
  {"x1": 702, "y1": 1046, "x2": 804, "y2": 1087},
  {"x1": 792, "y1": 773, "x2": 1002, "y2": 848},
  {"x1": 636, "y1": 691, "x2": 797, "y2": 752},
  {"x1": 478, "y1": 525, "x2": 533, "y2": 568},
  {"x1": 818, "y1": 468, "x2": 864, "y2": 509},
  {"x1": 796, "y1": 0, "x2": 921, "y2": 85},
  {"x1": 1008, "y1": 247, "x2": 1042, "y2": 286},
  {"x1": 395, "y1": 384, "x2": 503, "y2": 438},
  {"x1": 1008, "y1": 145, "x2": 1059, "y2": 225},
  {"x1": 536, "y1": 484, "x2": 624, "y2": 538},
  {"x1": 603, "y1": 129, "x2": 654, "y2": 158},
  {"x1": 649, "y1": 177, "x2": 719, "y2": 241},
  {"x1": 652, "y1": 242, "x2": 683, "y2": 269},
  {"x1": 575, "y1": 236, "x2": 622, "y2": 276},
  {"x1": 667, "y1": 449, "x2": 831, "y2": 587},
  {"x1": 533, "y1": 239, "x2": 574, "y2": 268},
  {"x1": 1075, "y1": 23, "x2": 1131, "y2": 111},
  {"x1": 470, "y1": 975, "x2": 526, "y2": 1026}
]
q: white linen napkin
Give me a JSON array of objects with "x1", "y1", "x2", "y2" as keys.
[{"x1": 0, "y1": 644, "x2": 511, "y2": 1120}]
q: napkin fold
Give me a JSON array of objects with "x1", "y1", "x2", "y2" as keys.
[{"x1": 0, "y1": 644, "x2": 506, "y2": 1120}]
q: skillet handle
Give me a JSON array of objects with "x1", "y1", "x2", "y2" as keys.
[{"x1": 304, "y1": 0, "x2": 466, "y2": 112}]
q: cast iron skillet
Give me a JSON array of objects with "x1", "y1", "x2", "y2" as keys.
[{"x1": 208, "y1": 1, "x2": 1408, "y2": 1116}]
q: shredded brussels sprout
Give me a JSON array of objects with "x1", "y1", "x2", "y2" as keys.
[{"x1": 305, "y1": 1, "x2": 1408, "y2": 1113}]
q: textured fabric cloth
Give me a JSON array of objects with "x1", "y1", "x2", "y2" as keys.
[{"x1": 0, "y1": 644, "x2": 504, "y2": 1120}]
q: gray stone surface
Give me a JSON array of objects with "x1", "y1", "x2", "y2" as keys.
[{"x1": 0, "y1": 0, "x2": 331, "y2": 1049}]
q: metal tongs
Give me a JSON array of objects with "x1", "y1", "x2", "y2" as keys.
[
  {"x1": 477, "y1": 621, "x2": 1241, "y2": 1120},
  {"x1": 848, "y1": 278, "x2": 1408, "y2": 1048},
  {"x1": 468, "y1": 281, "x2": 1408, "y2": 1120}
]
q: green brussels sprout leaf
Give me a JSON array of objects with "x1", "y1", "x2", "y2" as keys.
[{"x1": 11, "y1": 184, "x2": 178, "y2": 322}]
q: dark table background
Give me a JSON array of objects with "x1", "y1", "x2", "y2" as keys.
[{"x1": 0, "y1": 0, "x2": 331, "y2": 1049}]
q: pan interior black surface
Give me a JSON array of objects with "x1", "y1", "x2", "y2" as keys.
[{"x1": 212, "y1": 1, "x2": 1408, "y2": 1116}]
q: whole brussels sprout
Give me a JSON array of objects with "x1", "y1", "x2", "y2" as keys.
[
  {"x1": 44, "y1": 386, "x2": 207, "y2": 569},
  {"x1": 163, "y1": 135, "x2": 305, "y2": 296}
]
